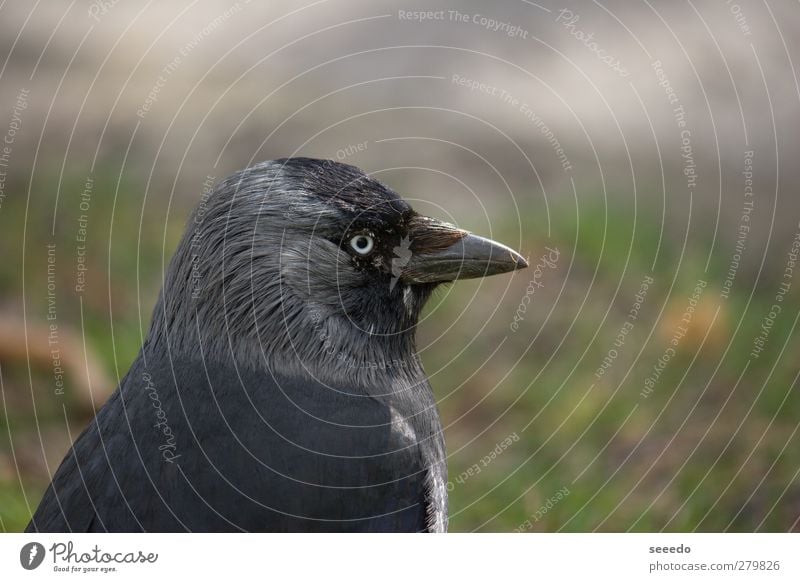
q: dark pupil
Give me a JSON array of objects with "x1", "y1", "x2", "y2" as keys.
[{"x1": 356, "y1": 237, "x2": 368, "y2": 249}]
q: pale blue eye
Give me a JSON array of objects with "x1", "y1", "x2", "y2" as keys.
[{"x1": 350, "y1": 234, "x2": 374, "y2": 255}]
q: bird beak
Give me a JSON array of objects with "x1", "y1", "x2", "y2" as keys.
[{"x1": 400, "y1": 216, "x2": 528, "y2": 284}]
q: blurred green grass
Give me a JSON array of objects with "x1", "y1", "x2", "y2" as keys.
[{"x1": 1, "y1": 168, "x2": 798, "y2": 532}]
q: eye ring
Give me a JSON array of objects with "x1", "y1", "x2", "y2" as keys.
[{"x1": 349, "y1": 233, "x2": 374, "y2": 255}]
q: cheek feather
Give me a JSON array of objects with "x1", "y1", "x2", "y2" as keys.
[{"x1": 403, "y1": 286, "x2": 414, "y2": 314}]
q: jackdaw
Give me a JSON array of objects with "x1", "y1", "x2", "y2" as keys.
[{"x1": 27, "y1": 158, "x2": 527, "y2": 532}]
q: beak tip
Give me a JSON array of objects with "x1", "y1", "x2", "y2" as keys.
[{"x1": 515, "y1": 253, "x2": 529, "y2": 270}]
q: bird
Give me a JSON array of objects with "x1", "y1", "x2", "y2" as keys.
[{"x1": 26, "y1": 158, "x2": 527, "y2": 532}]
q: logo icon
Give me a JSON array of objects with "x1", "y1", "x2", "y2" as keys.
[
  {"x1": 390, "y1": 235, "x2": 413, "y2": 290},
  {"x1": 20, "y1": 542, "x2": 46, "y2": 570}
]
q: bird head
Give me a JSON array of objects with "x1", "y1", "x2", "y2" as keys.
[{"x1": 149, "y1": 158, "x2": 527, "y2": 382}]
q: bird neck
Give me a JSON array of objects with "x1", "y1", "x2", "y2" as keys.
[
  {"x1": 293, "y1": 305, "x2": 425, "y2": 387},
  {"x1": 145, "y1": 289, "x2": 428, "y2": 391}
]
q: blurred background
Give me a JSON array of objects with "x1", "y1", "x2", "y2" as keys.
[{"x1": 1, "y1": 0, "x2": 799, "y2": 532}]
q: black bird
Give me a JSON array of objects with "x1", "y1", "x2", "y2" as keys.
[{"x1": 27, "y1": 158, "x2": 527, "y2": 532}]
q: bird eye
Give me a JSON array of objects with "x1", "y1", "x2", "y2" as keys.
[{"x1": 349, "y1": 234, "x2": 374, "y2": 255}]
